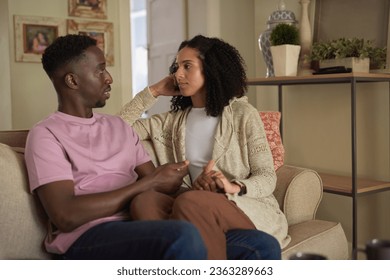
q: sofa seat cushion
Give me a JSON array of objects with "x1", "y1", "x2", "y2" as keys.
[
  {"x1": 0, "y1": 143, "x2": 50, "y2": 259},
  {"x1": 281, "y1": 219, "x2": 349, "y2": 260}
]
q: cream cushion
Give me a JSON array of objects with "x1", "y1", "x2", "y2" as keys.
[{"x1": 0, "y1": 143, "x2": 50, "y2": 259}]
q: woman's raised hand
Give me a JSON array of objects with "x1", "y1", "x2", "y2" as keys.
[{"x1": 149, "y1": 76, "x2": 181, "y2": 97}]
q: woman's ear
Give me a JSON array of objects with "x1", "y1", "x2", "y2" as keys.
[{"x1": 64, "y1": 73, "x2": 78, "y2": 89}]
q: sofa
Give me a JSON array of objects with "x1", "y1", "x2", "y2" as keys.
[{"x1": 0, "y1": 114, "x2": 349, "y2": 260}]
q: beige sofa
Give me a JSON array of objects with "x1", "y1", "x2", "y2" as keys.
[{"x1": 0, "y1": 129, "x2": 349, "y2": 260}]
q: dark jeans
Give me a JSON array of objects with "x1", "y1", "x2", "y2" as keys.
[
  {"x1": 226, "y1": 229, "x2": 281, "y2": 260},
  {"x1": 62, "y1": 220, "x2": 207, "y2": 260},
  {"x1": 62, "y1": 221, "x2": 281, "y2": 260}
]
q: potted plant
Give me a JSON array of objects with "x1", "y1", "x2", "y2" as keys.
[
  {"x1": 308, "y1": 37, "x2": 387, "y2": 72},
  {"x1": 270, "y1": 23, "x2": 301, "y2": 76}
]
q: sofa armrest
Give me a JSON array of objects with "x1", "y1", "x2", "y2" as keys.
[{"x1": 274, "y1": 165, "x2": 323, "y2": 226}]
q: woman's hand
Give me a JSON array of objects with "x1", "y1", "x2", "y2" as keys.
[
  {"x1": 149, "y1": 76, "x2": 181, "y2": 97},
  {"x1": 192, "y1": 160, "x2": 241, "y2": 194},
  {"x1": 211, "y1": 171, "x2": 241, "y2": 195}
]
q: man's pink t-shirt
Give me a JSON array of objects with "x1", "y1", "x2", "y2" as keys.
[{"x1": 25, "y1": 111, "x2": 151, "y2": 254}]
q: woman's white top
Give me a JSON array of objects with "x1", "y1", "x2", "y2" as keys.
[{"x1": 185, "y1": 107, "x2": 219, "y2": 182}]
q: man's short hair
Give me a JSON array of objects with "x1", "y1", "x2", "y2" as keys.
[{"x1": 42, "y1": 34, "x2": 97, "y2": 78}]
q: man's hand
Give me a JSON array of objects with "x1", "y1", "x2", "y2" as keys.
[{"x1": 151, "y1": 160, "x2": 189, "y2": 194}]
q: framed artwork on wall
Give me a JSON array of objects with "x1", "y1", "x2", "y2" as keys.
[
  {"x1": 14, "y1": 15, "x2": 66, "y2": 63},
  {"x1": 68, "y1": 0, "x2": 107, "y2": 19},
  {"x1": 67, "y1": 19, "x2": 114, "y2": 65}
]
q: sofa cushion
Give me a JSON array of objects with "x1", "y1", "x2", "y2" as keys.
[
  {"x1": 0, "y1": 143, "x2": 50, "y2": 259},
  {"x1": 259, "y1": 111, "x2": 284, "y2": 171}
]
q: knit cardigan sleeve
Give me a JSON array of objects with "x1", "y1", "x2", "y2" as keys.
[
  {"x1": 118, "y1": 87, "x2": 164, "y2": 140},
  {"x1": 223, "y1": 104, "x2": 277, "y2": 199}
]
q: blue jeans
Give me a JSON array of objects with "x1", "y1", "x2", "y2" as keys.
[
  {"x1": 226, "y1": 229, "x2": 281, "y2": 260},
  {"x1": 62, "y1": 221, "x2": 281, "y2": 260},
  {"x1": 62, "y1": 220, "x2": 207, "y2": 260}
]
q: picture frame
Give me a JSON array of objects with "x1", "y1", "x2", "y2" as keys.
[
  {"x1": 67, "y1": 19, "x2": 114, "y2": 66},
  {"x1": 14, "y1": 15, "x2": 66, "y2": 63},
  {"x1": 68, "y1": 0, "x2": 107, "y2": 19},
  {"x1": 313, "y1": 0, "x2": 390, "y2": 71}
]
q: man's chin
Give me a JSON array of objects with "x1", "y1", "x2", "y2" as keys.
[{"x1": 95, "y1": 101, "x2": 106, "y2": 108}]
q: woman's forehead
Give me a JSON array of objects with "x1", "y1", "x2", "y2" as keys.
[{"x1": 176, "y1": 47, "x2": 200, "y2": 62}]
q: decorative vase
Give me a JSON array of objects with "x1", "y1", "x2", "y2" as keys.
[
  {"x1": 258, "y1": 0, "x2": 298, "y2": 77},
  {"x1": 298, "y1": 0, "x2": 313, "y2": 75},
  {"x1": 271, "y1": 44, "x2": 301, "y2": 76}
]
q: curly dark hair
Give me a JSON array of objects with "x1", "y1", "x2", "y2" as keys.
[
  {"x1": 42, "y1": 34, "x2": 97, "y2": 78},
  {"x1": 170, "y1": 35, "x2": 247, "y2": 117}
]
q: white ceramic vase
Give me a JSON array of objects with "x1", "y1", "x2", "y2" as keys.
[
  {"x1": 298, "y1": 0, "x2": 313, "y2": 75},
  {"x1": 258, "y1": 0, "x2": 298, "y2": 77}
]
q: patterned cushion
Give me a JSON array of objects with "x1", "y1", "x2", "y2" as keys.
[{"x1": 259, "y1": 111, "x2": 284, "y2": 170}]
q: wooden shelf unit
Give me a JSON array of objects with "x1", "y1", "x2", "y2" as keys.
[
  {"x1": 247, "y1": 73, "x2": 390, "y2": 259},
  {"x1": 319, "y1": 173, "x2": 390, "y2": 196}
]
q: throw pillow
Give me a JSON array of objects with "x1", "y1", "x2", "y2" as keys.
[{"x1": 259, "y1": 111, "x2": 285, "y2": 170}]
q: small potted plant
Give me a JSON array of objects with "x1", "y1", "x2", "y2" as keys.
[
  {"x1": 270, "y1": 23, "x2": 301, "y2": 76},
  {"x1": 308, "y1": 37, "x2": 387, "y2": 72}
]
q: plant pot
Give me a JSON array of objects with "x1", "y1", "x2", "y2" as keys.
[
  {"x1": 270, "y1": 45, "x2": 301, "y2": 76},
  {"x1": 320, "y1": 57, "x2": 370, "y2": 73}
]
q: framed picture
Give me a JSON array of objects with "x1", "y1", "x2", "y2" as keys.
[
  {"x1": 313, "y1": 0, "x2": 390, "y2": 70},
  {"x1": 67, "y1": 19, "x2": 114, "y2": 65},
  {"x1": 68, "y1": 0, "x2": 107, "y2": 19},
  {"x1": 14, "y1": 15, "x2": 66, "y2": 63}
]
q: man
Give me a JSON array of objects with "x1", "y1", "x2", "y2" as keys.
[{"x1": 24, "y1": 34, "x2": 206, "y2": 260}]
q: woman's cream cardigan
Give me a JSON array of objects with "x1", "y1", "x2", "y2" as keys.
[{"x1": 119, "y1": 88, "x2": 291, "y2": 248}]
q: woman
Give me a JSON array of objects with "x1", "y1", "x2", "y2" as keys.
[
  {"x1": 119, "y1": 35, "x2": 290, "y2": 259},
  {"x1": 31, "y1": 31, "x2": 49, "y2": 54}
]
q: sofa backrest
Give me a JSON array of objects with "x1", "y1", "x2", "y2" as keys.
[{"x1": 0, "y1": 138, "x2": 51, "y2": 259}]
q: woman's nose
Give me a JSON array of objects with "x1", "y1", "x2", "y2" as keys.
[{"x1": 175, "y1": 67, "x2": 184, "y2": 79}]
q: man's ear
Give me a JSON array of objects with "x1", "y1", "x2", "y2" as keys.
[{"x1": 64, "y1": 73, "x2": 78, "y2": 89}]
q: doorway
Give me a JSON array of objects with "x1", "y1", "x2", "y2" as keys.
[
  {"x1": 130, "y1": 0, "x2": 187, "y2": 115},
  {"x1": 130, "y1": 0, "x2": 148, "y2": 95}
]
